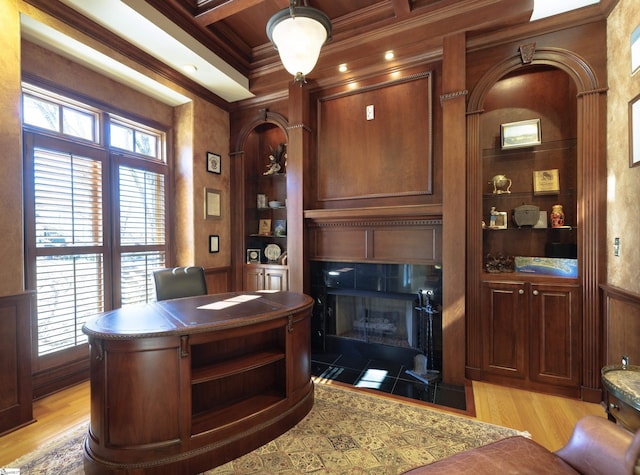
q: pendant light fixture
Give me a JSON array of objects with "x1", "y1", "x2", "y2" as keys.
[{"x1": 266, "y1": 0, "x2": 332, "y2": 84}]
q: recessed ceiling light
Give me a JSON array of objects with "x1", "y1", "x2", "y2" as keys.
[
  {"x1": 338, "y1": 63, "x2": 348, "y2": 73},
  {"x1": 181, "y1": 64, "x2": 198, "y2": 74},
  {"x1": 384, "y1": 51, "x2": 394, "y2": 61}
]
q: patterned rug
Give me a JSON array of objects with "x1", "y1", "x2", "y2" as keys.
[{"x1": 6, "y1": 382, "x2": 524, "y2": 474}]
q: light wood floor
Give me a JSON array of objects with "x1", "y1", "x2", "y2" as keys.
[{"x1": 0, "y1": 379, "x2": 605, "y2": 467}]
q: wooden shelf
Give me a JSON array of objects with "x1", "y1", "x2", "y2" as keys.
[
  {"x1": 191, "y1": 391, "x2": 284, "y2": 435},
  {"x1": 191, "y1": 350, "x2": 285, "y2": 384},
  {"x1": 249, "y1": 234, "x2": 287, "y2": 238}
]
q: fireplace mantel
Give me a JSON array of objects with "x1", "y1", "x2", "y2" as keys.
[
  {"x1": 304, "y1": 204, "x2": 442, "y2": 223},
  {"x1": 305, "y1": 205, "x2": 442, "y2": 265}
]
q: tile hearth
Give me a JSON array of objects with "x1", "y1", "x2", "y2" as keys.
[{"x1": 311, "y1": 351, "x2": 467, "y2": 411}]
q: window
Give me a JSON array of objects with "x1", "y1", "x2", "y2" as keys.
[
  {"x1": 110, "y1": 118, "x2": 161, "y2": 159},
  {"x1": 23, "y1": 84, "x2": 170, "y2": 369},
  {"x1": 23, "y1": 86, "x2": 99, "y2": 143}
]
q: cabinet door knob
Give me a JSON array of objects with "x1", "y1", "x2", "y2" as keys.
[
  {"x1": 609, "y1": 402, "x2": 619, "y2": 411},
  {"x1": 532, "y1": 290, "x2": 539, "y2": 296},
  {"x1": 518, "y1": 289, "x2": 524, "y2": 295}
]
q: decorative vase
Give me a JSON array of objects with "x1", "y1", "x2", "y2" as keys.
[{"x1": 551, "y1": 204, "x2": 565, "y2": 228}]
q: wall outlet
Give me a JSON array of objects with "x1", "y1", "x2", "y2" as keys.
[
  {"x1": 366, "y1": 104, "x2": 374, "y2": 120},
  {"x1": 614, "y1": 237, "x2": 620, "y2": 257}
]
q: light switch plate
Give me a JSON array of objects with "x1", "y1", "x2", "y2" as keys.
[{"x1": 366, "y1": 104, "x2": 374, "y2": 120}]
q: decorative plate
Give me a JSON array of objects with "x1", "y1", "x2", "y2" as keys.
[{"x1": 264, "y1": 243, "x2": 281, "y2": 262}]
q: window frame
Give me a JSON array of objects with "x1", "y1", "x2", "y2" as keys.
[{"x1": 22, "y1": 83, "x2": 172, "y2": 375}]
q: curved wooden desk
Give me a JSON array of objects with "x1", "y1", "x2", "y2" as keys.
[{"x1": 82, "y1": 291, "x2": 314, "y2": 474}]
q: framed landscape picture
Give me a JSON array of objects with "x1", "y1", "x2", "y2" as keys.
[{"x1": 501, "y1": 118, "x2": 541, "y2": 149}]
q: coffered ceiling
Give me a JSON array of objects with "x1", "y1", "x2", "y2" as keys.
[
  {"x1": 21, "y1": 0, "x2": 609, "y2": 105},
  {"x1": 138, "y1": 0, "x2": 538, "y2": 92}
]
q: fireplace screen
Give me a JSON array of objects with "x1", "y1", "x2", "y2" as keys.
[
  {"x1": 329, "y1": 293, "x2": 417, "y2": 348},
  {"x1": 311, "y1": 261, "x2": 442, "y2": 365}
]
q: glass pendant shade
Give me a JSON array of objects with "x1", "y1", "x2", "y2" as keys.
[{"x1": 267, "y1": 3, "x2": 332, "y2": 82}]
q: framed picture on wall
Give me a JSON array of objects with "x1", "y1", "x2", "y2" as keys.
[
  {"x1": 501, "y1": 118, "x2": 541, "y2": 149},
  {"x1": 630, "y1": 93, "x2": 640, "y2": 168},
  {"x1": 631, "y1": 24, "x2": 640, "y2": 75},
  {"x1": 204, "y1": 188, "x2": 221, "y2": 219},
  {"x1": 209, "y1": 235, "x2": 219, "y2": 253},
  {"x1": 207, "y1": 152, "x2": 221, "y2": 174}
]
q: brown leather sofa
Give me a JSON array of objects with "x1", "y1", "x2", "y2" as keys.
[{"x1": 402, "y1": 415, "x2": 640, "y2": 475}]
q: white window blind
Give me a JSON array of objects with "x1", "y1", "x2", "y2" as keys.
[
  {"x1": 118, "y1": 166, "x2": 167, "y2": 304},
  {"x1": 35, "y1": 149, "x2": 103, "y2": 247},
  {"x1": 119, "y1": 166, "x2": 165, "y2": 246},
  {"x1": 33, "y1": 147, "x2": 105, "y2": 356},
  {"x1": 121, "y1": 251, "x2": 165, "y2": 305}
]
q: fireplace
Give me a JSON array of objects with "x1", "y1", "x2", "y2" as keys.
[{"x1": 310, "y1": 261, "x2": 442, "y2": 371}]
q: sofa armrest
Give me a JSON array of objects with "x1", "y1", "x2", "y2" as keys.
[{"x1": 555, "y1": 415, "x2": 635, "y2": 475}]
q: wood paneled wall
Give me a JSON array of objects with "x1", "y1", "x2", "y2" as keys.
[
  {"x1": 316, "y1": 73, "x2": 433, "y2": 203},
  {"x1": 0, "y1": 292, "x2": 34, "y2": 435},
  {"x1": 602, "y1": 285, "x2": 640, "y2": 366},
  {"x1": 205, "y1": 267, "x2": 232, "y2": 295}
]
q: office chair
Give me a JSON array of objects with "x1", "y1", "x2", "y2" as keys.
[{"x1": 153, "y1": 266, "x2": 208, "y2": 301}]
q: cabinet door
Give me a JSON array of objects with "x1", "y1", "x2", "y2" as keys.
[
  {"x1": 264, "y1": 266, "x2": 288, "y2": 291},
  {"x1": 481, "y1": 281, "x2": 527, "y2": 379},
  {"x1": 244, "y1": 265, "x2": 265, "y2": 291},
  {"x1": 529, "y1": 283, "x2": 581, "y2": 387}
]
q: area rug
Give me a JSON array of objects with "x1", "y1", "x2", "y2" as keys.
[{"x1": 6, "y1": 382, "x2": 525, "y2": 474}]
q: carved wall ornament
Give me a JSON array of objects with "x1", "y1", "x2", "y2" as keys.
[
  {"x1": 440, "y1": 89, "x2": 468, "y2": 106},
  {"x1": 287, "y1": 122, "x2": 311, "y2": 132},
  {"x1": 519, "y1": 42, "x2": 536, "y2": 64}
]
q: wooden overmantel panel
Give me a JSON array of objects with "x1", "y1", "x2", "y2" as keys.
[
  {"x1": 305, "y1": 205, "x2": 442, "y2": 265},
  {"x1": 316, "y1": 73, "x2": 433, "y2": 202}
]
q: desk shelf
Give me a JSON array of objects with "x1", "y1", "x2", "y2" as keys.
[
  {"x1": 191, "y1": 350, "x2": 285, "y2": 384},
  {"x1": 192, "y1": 391, "x2": 283, "y2": 436}
]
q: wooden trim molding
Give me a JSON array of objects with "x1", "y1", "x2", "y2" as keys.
[
  {"x1": 233, "y1": 109, "x2": 289, "y2": 153},
  {"x1": 304, "y1": 204, "x2": 442, "y2": 222},
  {"x1": 306, "y1": 206, "x2": 442, "y2": 265}
]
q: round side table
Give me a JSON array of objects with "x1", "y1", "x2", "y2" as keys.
[{"x1": 601, "y1": 364, "x2": 640, "y2": 432}]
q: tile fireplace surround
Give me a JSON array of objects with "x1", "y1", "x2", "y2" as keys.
[
  {"x1": 310, "y1": 262, "x2": 441, "y2": 367},
  {"x1": 308, "y1": 261, "x2": 466, "y2": 409}
]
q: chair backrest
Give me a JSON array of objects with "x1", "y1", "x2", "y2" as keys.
[{"x1": 153, "y1": 266, "x2": 208, "y2": 301}]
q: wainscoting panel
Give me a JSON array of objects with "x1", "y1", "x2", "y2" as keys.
[
  {"x1": 0, "y1": 292, "x2": 35, "y2": 435},
  {"x1": 602, "y1": 285, "x2": 640, "y2": 365}
]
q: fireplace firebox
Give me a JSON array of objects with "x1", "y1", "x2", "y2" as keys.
[{"x1": 310, "y1": 261, "x2": 442, "y2": 372}]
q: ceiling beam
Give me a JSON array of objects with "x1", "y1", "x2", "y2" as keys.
[
  {"x1": 391, "y1": 0, "x2": 411, "y2": 18},
  {"x1": 195, "y1": 0, "x2": 288, "y2": 27},
  {"x1": 195, "y1": 0, "x2": 261, "y2": 26}
]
